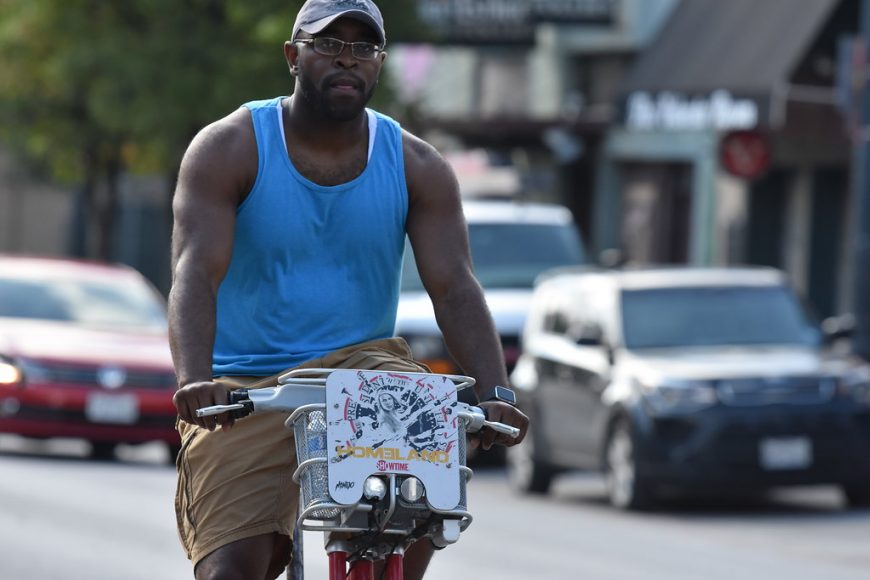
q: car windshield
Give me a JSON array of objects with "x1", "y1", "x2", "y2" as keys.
[
  {"x1": 621, "y1": 285, "x2": 820, "y2": 349},
  {"x1": 0, "y1": 274, "x2": 167, "y2": 331},
  {"x1": 401, "y1": 223, "x2": 584, "y2": 291}
]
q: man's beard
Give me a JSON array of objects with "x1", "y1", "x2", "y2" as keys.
[{"x1": 296, "y1": 73, "x2": 377, "y2": 122}]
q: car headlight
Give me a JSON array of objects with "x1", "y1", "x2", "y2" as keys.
[
  {"x1": 849, "y1": 383, "x2": 870, "y2": 405},
  {"x1": 0, "y1": 356, "x2": 23, "y2": 388},
  {"x1": 837, "y1": 369, "x2": 870, "y2": 405},
  {"x1": 405, "y1": 335, "x2": 457, "y2": 374},
  {"x1": 637, "y1": 378, "x2": 718, "y2": 415}
]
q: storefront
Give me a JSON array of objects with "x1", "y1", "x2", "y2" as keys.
[
  {"x1": 392, "y1": 0, "x2": 678, "y2": 245},
  {"x1": 594, "y1": 0, "x2": 856, "y2": 317}
]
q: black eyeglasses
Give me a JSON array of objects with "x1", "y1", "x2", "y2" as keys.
[{"x1": 295, "y1": 37, "x2": 382, "y2": 61}]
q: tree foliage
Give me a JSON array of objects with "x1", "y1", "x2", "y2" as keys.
[
  {"x1": 0, "y1": 0, "x2": 421, "y2": 259},
  {"x1": 0, "y1": 0, "x2": 304, "y2": 179}
]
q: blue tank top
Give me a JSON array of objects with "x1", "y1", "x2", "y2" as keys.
[{"x1": 212, "y1": 97, "x2": 408, "y2": 376}]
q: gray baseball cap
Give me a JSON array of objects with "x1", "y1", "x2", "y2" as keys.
[{"x1": 292, "y1": 0, "x2": 386, "y2": 46}]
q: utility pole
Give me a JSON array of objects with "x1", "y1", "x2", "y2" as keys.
[{"x1": 851, "y1": 0, "x2": 870, "y2": 360}]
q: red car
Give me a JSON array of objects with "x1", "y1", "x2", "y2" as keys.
[{"x1": 0, "y1": 255, "x2": 180, "y2": 460}]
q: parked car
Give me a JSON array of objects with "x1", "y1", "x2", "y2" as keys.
[
  {"x1": 396, "y1": 198, "x2": 585, "y2": 377},
  {"x1": 508, "y1": 266, "x2": 870, "y2": 509},
  {"x1": 0, "y1": 255, "x2": 180, "y2": 461}
]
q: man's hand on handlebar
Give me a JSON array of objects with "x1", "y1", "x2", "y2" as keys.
[
  {"x1": 173, "y1": 381, "x2": 235, "y2": 432},
  {"x1": 476, "y1": 401, "x2": 528, "y2": 450}
]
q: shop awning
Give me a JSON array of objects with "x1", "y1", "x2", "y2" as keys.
[{"x1": 620, "y1": 0, "x2": 840, "y2": 131}]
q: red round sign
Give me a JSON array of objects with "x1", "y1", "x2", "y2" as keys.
[{"x1": 720, "y1": 130, "x2": 771, "y2": 180}]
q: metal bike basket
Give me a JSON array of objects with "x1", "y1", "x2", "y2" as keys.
[{"x1": 287, "y1": 404, "x2": 341, "y2": 521}]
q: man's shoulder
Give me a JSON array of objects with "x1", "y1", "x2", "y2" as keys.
[
  {"x1": 400, "y1": 129, "x2": 460, "y2": 207},
  {"x1": 401, "y1": 130, "x2": 446, "y2": 173},
  {"x1": 180, "y1": 106, "x2": 257, "y2": 185},
  {"x1": 191, "y1": 107, "x2": 255, "y2": 157}
]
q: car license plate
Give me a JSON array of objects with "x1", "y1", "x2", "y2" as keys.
[
  {"x1": 86, "y1": 393, "x2": 139, "y2": 425},
  {"x1": 759, "y1": 436, "x2": 812, "y2": 470}
]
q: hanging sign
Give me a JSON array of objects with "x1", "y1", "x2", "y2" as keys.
[
  {"x1": 624, "y1": 90, "x2": 761, "y2": 131},
  {"x1": 417, "y1": 0, "x2": 615, "y2": 44},
  {"x1": 720, "y1": 130, "x2": 771, "y2": 180}
]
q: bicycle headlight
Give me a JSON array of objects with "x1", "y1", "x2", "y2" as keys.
[
  {"x1": 399, "y1": 476, "x2": 425, "y2": 502},
  {"x1": 637, "y1": 377, "x2": 717, "y2": 415},
  {"x1": 363, "y1": 476, "x2": 387, "y2": 501}
]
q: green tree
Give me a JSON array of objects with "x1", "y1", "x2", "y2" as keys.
[{"x1": 0, "y1": 0, "x2": 419, "y2": 262}]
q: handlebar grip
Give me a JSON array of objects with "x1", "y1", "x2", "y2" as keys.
[
  {"x1": 194, "y1": 389, "x2": 254, "y2": 419},
  {"x1": 228, "y1": 389, "x2": 249, "y2": 404},
  {"x1": 480, "y1": 406, "x2": 520, "y2": 438},
  {"x1": 461, "y1": 405, "x2": 520, "y2": 439},
  {"x1": 228, "y1": 389, "x2": 253, "y2": 419},
  {"x1": 484, "y1": 421, "x2": 520, "y2": 439}
]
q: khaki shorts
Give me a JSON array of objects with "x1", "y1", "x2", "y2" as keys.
[{"x1": 174, "y1": 337, "x2": 430, "y2": 566}]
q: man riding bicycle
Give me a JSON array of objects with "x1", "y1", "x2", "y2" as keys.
[{"x1": 168, "y1": 1, "x2": 529, "y2": 578}]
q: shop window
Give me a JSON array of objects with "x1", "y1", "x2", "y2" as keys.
[
  {"x1": 571, "y1": 54, "x2": 630, "y2": 112},
  {"x1": 619, "y1": 163, "x2": 692, "y2": 264},
  {"x1": 479, "y1": 52, "x2": 529, "y2": 117}
]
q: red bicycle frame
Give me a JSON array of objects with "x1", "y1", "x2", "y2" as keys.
[{"x1": 328, "y1": 551, "x2": 403, "y2": 580}]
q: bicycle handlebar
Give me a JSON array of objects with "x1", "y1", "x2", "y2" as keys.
[
  {"x1": 194, "y1": 372, "x2": 519, "y2": 439},
  {"x1": 456, "y1": 406, "x2": 521, "y2": 439}
]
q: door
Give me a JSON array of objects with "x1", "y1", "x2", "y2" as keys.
[
  {"x1": 808, "y1": 168, "x2": 847, "y2": 318},
  {"x1": 620, "y1": 162, "x2": 692, "y2": 264},
  {"x1": 537, "y1": 287, "x2": 613, "y2": 466}
]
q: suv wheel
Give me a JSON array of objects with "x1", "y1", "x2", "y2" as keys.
[
  {"x1": 507, "y1": 427, "x2": 553, "y2": 495},
  {"x1": 605, "y1": 421, "x2": 653, "y2": 510},
  {"x1": 843, "y1": 484, "x2": 870, "y2": 508}
]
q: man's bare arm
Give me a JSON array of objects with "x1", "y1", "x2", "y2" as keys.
[
  {"x1": 168, "y1": 108, "x2": 256, "y2": 430},
  {"x1": 403, "y1": 132, "x2": 528, "y2": 448}
]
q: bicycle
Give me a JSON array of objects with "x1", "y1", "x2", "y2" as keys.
[{"x1": 196, "y1": 368, "x2": 519, "y2": 580}]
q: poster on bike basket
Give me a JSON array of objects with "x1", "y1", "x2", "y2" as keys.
[{"x1": 325, "y1": 370, "x2": 462, "y2": 510}]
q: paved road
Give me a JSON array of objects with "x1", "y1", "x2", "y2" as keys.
[{"x1": 0, "y1": 435, "x2": 868, "y2": 580}]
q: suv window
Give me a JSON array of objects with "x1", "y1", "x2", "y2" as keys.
[
  {"x1": 621, "y1": 285, "x2": 821, "y2": 349},
  {"x1": 543, "y1": 297, "x2": 573, "y2": 335},
  {"x1": 563, "y1": 287, "x2": 614, "y2": 346},
  {"x1": 401, "y1": 222, "x2": 584, "y2": 292}
]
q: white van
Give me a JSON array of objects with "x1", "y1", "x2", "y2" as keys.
[{"x1": 395, "y1": 199, "x2": 585, "y2": 377}]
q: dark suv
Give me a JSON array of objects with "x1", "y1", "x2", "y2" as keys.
[{"x1": 507, "y1": 266, "x2": 870, "y2": 509}]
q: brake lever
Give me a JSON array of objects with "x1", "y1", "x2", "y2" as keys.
[
  {"x1": 195, "y1": 388, "x2": 254, "y2": 419},
  {"x1": 455, "y1": 403, "x2": 520, "y2": 439},
  {"x1": 196, "y1": 403, "x2": 246, "y2": 418}
]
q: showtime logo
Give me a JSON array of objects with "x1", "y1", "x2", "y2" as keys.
[{"x1": 377, "y1": 460, "x2": 409, "y2": 472}]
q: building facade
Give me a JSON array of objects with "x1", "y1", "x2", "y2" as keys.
[
  {"x1": 598, "y1": 0, "x2": 857, "y2": 318},
  {"x1": 388, "y1": 0, "x2": 679, "y2": 240},
  {"x1": 395, "y1": 0, "x2": 861, "y2": 320}
]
